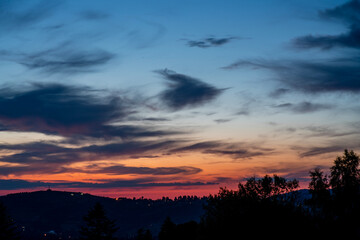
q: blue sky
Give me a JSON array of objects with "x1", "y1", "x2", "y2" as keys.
[{"x1": 0, "y1": 0, "x2": 359, "y2": 198}]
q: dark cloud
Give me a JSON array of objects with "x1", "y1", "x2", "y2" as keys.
[
  {"x1": 157, "y1": 69, "x2": 224, "y2": 110},
  {"x1": 0, "y1": 178, "x2": 218, "y2": 190},
  {"x1": 223, "y1": 1, "x2": 360, "y2": 95},
  {"x1": 293, "y1": 28, "x2": 360, "y2": 50},
  {"x1": 293, "y1": 0, "x2": 360, "y2": 50},
  {"x1": 320, "y1": 0, "x2": 360, "y2": 24},
  {"x1": 185, "y1": 36, "x2": 239, "y2": 48},
  {"x1": 274, "y1": 101, "x2": 333, "y2": 114},
  {"x1": 0, "y1": 83, "x2": 184, "y2": 140},
  {"x1": 223, "y1": 57, "x2": 360, "y2": 93},
  {"x1": 0, "y1": 84, "x2": 123, "y2": 136}
]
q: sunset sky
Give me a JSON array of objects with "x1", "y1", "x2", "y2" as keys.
[{"x1": 0, "y1": 0, "x2": 359, "y2": 199}]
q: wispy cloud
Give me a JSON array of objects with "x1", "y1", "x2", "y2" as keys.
[
  {"x1": 1, "y1": 42, "x2": 115, "y2": 75},
  {"x1": 0, "y1": 0, "x2": 62, "y2": 31},
  {"x1": 274, "y1": 101, "x2": 334, "y2": 114}
]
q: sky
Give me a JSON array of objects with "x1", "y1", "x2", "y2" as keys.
[{"x1": 0, "y1": 0, "x2": 359, "y2": 199}]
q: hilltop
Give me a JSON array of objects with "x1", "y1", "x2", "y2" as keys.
[{"x1": 0, "y1": 190, "x2": 207, "y2": 239}]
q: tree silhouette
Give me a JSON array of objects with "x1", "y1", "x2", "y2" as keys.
[
  {"x1": 308, "y1": 168, "x2": 330, "y2": 206},
  {"x1": 158, "y1": 217, "x2": 176, "y2": 240},
  {"x1": 0, "y1": 202, "x2": 20, "y2": 240},
  {"x1": 330, "y1": 149, "x2": 360, "y2": 197},
  {"x1": 237, "y1": 174, "x2": 299, "y2": 202},
  {"x1": 201, "y1": 175, "x2": 310, "y2": 239},
  {"x1": 329, "y1": 149, "x2": 360, "y2": 238},
  {"x1": 79, "y1": 202, "x2": 118, "y2": 240}
]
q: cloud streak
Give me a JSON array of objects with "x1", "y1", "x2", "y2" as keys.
[{"x1": 0, "y1": 179, "x2": 218, "y2": 190}]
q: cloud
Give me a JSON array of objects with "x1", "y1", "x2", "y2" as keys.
[
  {"x1": 203, "y1": 149, "x2": 265, "y2": 159},
  {"x1": 0, "y1": 139, "x2": 181, "y2": 176},
  {"x1": 274, "y1": 101, "x2": 333, "y2": 114},
  {"x1": 292, "y1": 29, "x2": 360, "y2": 50},
  {"x1": 292, "y1": 0, "x2": 360, "y2": 50},
  {"x1": 2, "y1": 42, "x2": 115, "y2": 74},
  {"x1": 0, "y1": 0, "x2": 62, "y2": 31},
  {"x1": 269, "y1": 88, "x2": 291, "y2": 98},
  {"x1": 299, "y1": 146, "x2": 346, "y2": 157},
  {"x1": 81, "y1": 11, "x2": 109, "y2": 20},
  {"x1": 303, "y1": 125, "x2": 360, "y2": 138},
  {"x1": 61, "y1": 165, "x2": 202, "y2": 176},
  {"x1": 0, "y1": 83, "x2": 185, "y2": 141},
  {"x1": 0, "y1": 178, "x2": 218, "y2": 190},
  {"x1": 320, "y1": 0, "x2": 360, "y2": 25},
  {"x1": 0, "y1": 137, "x2": 273, "y2": 176},
  {"x1": 171, "y1": 141, "x2": 273, "y2": 159},
  {"x1": 223, "y1": 57, "x2": 360, "y2": 93},
  {"x1": 185, "y1": 36, "x2": 239, "y2": 48},
  {"x1": 157, "y1": 69, "x2": 224, "y2": 110},
  {"x1": 0, "y1": 84, "x2": 123, "y2": 136}
]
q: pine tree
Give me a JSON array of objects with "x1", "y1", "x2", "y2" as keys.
[{"x1": 79, "y1": 202, "x2": 118, "y2": 240}]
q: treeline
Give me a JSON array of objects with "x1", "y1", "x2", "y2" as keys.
[
  {"x1": 1, "y1": 149, "x2": 359, "y2": 239},
  {"x1": 157, "y1": 149, "x2": 360, "y2": 239}
]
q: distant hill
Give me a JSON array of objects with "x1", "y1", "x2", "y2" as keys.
[{"x1": 0, "y1": 190, "x2": 207, "y2": 240}]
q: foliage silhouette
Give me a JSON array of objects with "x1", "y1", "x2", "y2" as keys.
[
  {"x1": 329, "y1": 149, "x2": 360, "y2": 238},
  {"x1": 330, "y1": 149, "x2": 360, "y2": 198},
  {"x1": 158, "y1": 217, "x2": 176, "y2": 240},
  {"x1": 0, "y1": 202, "x2": 20, "y2": 240},
  {"x1": 79, "y1": 202, "x2": 118, "y2": 240},
  {"x1": 199, "y1": 174, "x2": 312, "y2": 240},
  {"x1": 158, "y1": 216, "x2": 198, "y2": 240},
  {"x1": 308, "y1": 168, "x2": 330, "y2": 208}
]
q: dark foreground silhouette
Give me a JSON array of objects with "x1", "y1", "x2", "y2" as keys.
[{"x1": 1, "y1": 149, "x2": 360, "y2": 239}]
